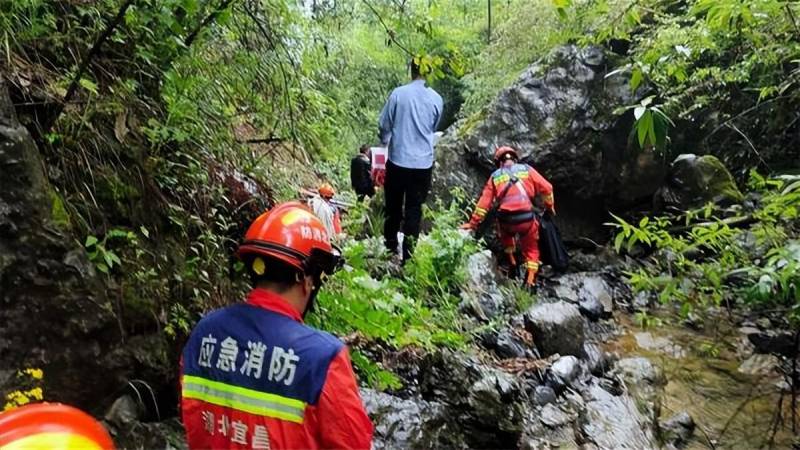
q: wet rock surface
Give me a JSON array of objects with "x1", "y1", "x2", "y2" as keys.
[
  {"x1": 550, "y1": 273, "x2": 616, "y2": 320},
  {"x1": 580, "y1": 380, "x2": 658, "y2": 449},
  {"x1": 659, "y1": 411, "x2": 695, "y2": 449},
  {"x1": 364, "y1": 265, "x2": 668, "y2": 450},
  {"x1": 460, "y1": 250, "x2": 510, "y2": 321},
  {"x1": 524, "y1": 300, "x2": 586, "y2": 357},
  {"x1": 362, "y1": 388, "x2": 451, "y2": 449},
  {"x1": 635, "y1": 332, "x2": 687, "y2": 358}
]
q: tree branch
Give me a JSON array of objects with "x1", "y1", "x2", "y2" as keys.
[
  {"x1": 184, "y1": 0, "x2": 237, "y2": 48},
  {"x1": 238, "y1": 137, "x2": 284, "y2": 144},
  {"x1": 45, "y1": 0, "x2": 136, "y2": 132},
  {"x1": 242, "y1": 3, "x2": 300, "y2": 145},
  {"x1": 360, "y1": 0, "x2": 413, "y2": 56}
]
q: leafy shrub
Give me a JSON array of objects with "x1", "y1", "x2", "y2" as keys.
[
  {"x1": 308, "y1": 197, "x2": 482, "y2": 388},
  {"x1": 611, "y1": 172, "x2": 800, "y2": 323}
]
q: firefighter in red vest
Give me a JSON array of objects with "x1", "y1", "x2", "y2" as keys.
[
  {"x1": 180, "y1": 202, "x2": 373, "y2": 449},
  {"x1": 461, "y1": 146, "x2": 555, "y2": 287}
]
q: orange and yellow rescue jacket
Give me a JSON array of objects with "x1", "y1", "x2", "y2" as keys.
[{"x1": 468, "y1": 163, "x2": 555, "y2": 227}]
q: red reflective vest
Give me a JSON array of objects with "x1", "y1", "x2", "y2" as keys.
[
  {"x1": 180, "y1": 289, "x2": 373, "y2": 449},
  {"x1": 469, "y1": 163, "x2": 555, "y2": 226}
]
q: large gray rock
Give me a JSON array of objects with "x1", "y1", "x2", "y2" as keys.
[
  {"x1": 634, "y1": 332, "x2": 687, "y2": 358},
  {"x1": 434, "y1": 45, "x2": 665, "y2": 240},
  {"x1": 654, "y1": 154, "x2": 744, "y2": 211},
  {"x1": 580, "y1": 381, "x2": 659, "y2": 449},
  {"x1": 494, "y1": 328, "x2": 531, "y2": 359},
  {"x1": 106, "y1": 417, "x2": 187, "y2": 450},
  {"x1": 550, "y1": 355, "x2": 581, "y2": 386},
  {"x1": 0, "y1": 80, "x2": 118, "y2": 407},
  {"x1": 467, "y1": 368, "x2": 526, "y2": 433},
  {"x1": 104, "y1": 395, "x2": 143, "y2": 428},
  {"x1": 418, "y1": 350, "x2": 527, "y2": 447},
  {"x1": 460, "y1": 250, "x2": 509, "y2": 320},
  {"x1": 551, "y1": 273, "x2": 615, "y2": 320},
  {"x1": 615, "y1": 357, "x2": 667, "y2": 388},
  {"x1": 614, "y1": 357, "x2": 666, "y2": 426},
  {"x1": 361, "y1": 388, "x2": 451, "y2": 449},
  {"x1": 525, "y1": 301, "x2": 585, "y2": 357}
]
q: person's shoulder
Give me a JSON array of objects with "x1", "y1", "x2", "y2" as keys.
[
  {"x1": 391, "y1": 83, "x2": 411, "y2": 96},
  {"x1": 188, "y1": 304, "x2": 244, "y2": 336},
  {"x1": 296, "y1": 323, "x2": 345, "y2": 357},
  {"x1": 426, "y1": 85, "x2": 443, "y2": 102}
]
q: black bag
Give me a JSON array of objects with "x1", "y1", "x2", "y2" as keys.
[{"x1": 538, "y1": 213, "x2": 569, "y2": 271}]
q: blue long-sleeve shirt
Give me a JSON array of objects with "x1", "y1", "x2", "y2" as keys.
[{"x1": 378, "y1": 79, "x2": 443, "y2": 169}]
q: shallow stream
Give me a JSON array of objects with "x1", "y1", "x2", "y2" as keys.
[{"x1": 607, "y1": 313, "x2": 795, "y2": 450}]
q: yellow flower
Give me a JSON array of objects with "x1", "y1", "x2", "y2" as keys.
[
  {"x1": 24, "y1": 368, "x2": 44, "y2": 380},
  {"x1": 26, "y1": 388, "x2": 43, "y2": 401}
]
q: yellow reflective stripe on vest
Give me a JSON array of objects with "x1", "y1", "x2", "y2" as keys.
[
  {"x1": 493, "y1": 174, "x2": 510, "y2": 186},
  {"x1": 182, "y1": 375, "x2": 306, "y2": 423}
]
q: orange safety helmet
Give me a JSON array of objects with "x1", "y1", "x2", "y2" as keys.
[
  {"x1": 318, "y1": 183, "x2": 335, "y2": 199},
  {"x1": 237, "y1": 202, "x2": 340, "y2": 277},
  {"x1": 493, "y1": 146, "x2": 519, "y2": 165},
  {"x1": 0, "y1": 403, "x2": 115, "y2": 450}
]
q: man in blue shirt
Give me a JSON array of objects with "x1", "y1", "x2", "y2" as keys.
[{"x1": 378, "y1": 60, "x2": 443, "y2": 261}]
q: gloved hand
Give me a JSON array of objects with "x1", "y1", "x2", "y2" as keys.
[{"x1": 459, "y1": 222, "x2": 475, "y2": 230}]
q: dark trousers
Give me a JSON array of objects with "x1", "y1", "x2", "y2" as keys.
[{"x1": 384, "y1": 160, "x2": 432, "y2": 260}]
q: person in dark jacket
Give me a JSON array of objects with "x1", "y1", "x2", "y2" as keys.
[{"x1": 350, "y1": 145, "x2": 375, "y2": 201}]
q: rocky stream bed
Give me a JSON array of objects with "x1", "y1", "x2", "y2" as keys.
[{"x1": 101, "y1": 249, "x2": 797, "y2": 450}]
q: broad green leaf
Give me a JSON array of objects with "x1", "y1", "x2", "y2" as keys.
[
  {"x1": 614, "y1": 232, "x2": 626, "y2": 252},
  {"x1": 637, "y1": 110, "x2": 653, "y2": 147},
  {"x1": 79, "y1": 78, "x2": 98, "y2": 95},
  {"x1": 85, "y1": 235, "x2": 98, "y2": 247},
  {"x1": 630, "y1": 68, "x2": 643, "y2": 92}
]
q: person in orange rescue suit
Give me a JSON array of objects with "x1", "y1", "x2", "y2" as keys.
[
  {"x1": 0, "y1": 403, "x2": 115, "y2": 449},
  {"x1": 308, "y1": 183, "x2": 342, "y2": 239},
  {"x1": 180, "y1": 202, "x2": 373, "y2": 450},
  {"x1": 460, "y1": 146, "x2": 555, "y2": 287}
]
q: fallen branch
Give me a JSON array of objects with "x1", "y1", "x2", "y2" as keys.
[{"x1": 237, "y1": 136, "x2": 284, "y2": 145}]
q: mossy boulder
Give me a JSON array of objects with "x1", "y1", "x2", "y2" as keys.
[
  {"x1": 653, "y1": 154, "x2": 744, "y2": 211},
  {"x1": 0, "y1": 79, "x2": 117, "y2": 408}
]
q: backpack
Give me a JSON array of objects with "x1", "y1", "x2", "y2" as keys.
[
  {"x1": 538, "y1": 213, "x2": 569, "y2": 271},
  {"x1": 493, "y1": 166, "x2": 536, "y2": 224}
]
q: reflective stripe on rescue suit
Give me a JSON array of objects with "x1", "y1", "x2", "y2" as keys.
[{"x1": 181, "y1": 288, "x2": 373, "y2": 449}]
